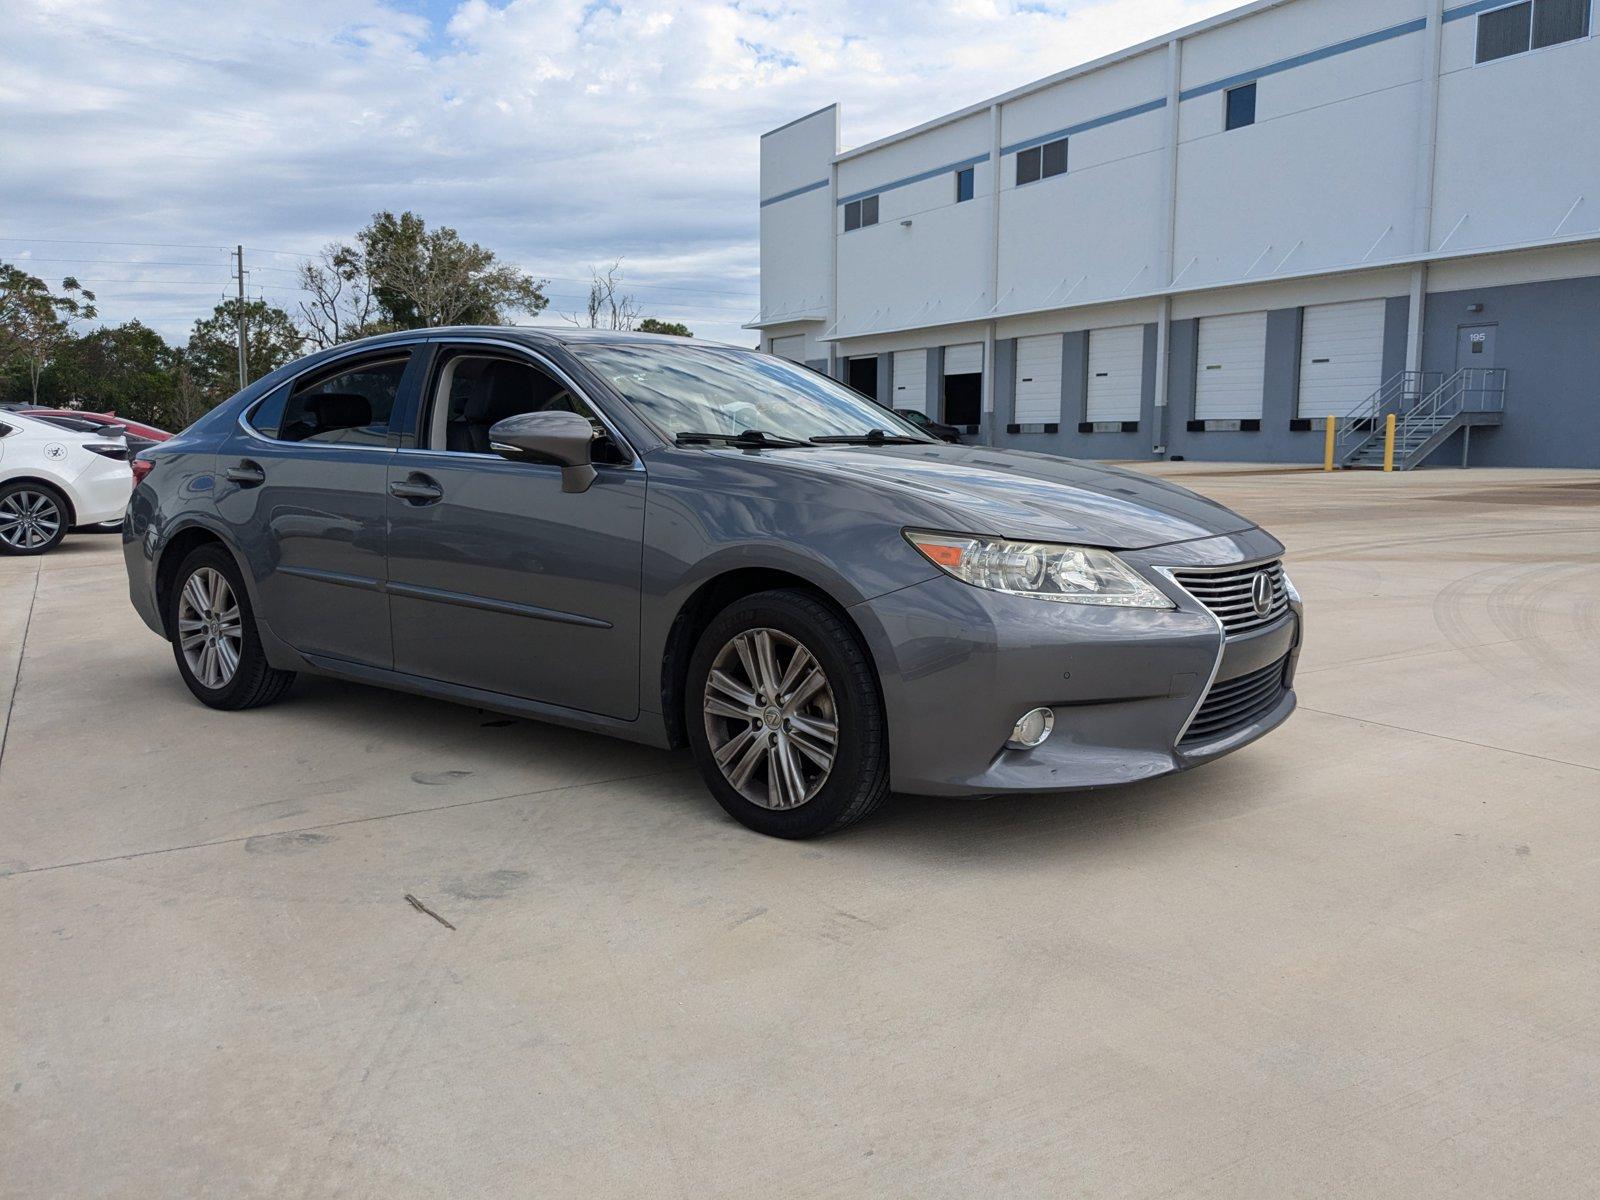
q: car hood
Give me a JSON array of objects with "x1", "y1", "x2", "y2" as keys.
[{"x1": 763, "y1": 443, "x2": 1257, "y2": 549}]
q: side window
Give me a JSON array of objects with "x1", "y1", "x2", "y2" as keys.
[
  {"x1": 426, "y1": 353, "x2": 625, "y2": 463},
  {"x1": 257, "y1": 355, "x2": 410, "y2": 445}
]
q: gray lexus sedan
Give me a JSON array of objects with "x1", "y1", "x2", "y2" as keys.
[{"x1": 123, "y1": 328, "x2": 1301, "y2": 837}]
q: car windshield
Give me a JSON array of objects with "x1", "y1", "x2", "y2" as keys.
[{"x1": 573, "y1": 343, "x2": 934, "y2": 444}]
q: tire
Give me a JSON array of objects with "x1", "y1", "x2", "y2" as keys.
[
  {"x1": 685, "y1": 590, "x2": 889, "y2": 838},
  {"x1": 0, "y1": 481, "x2": 69, "y2": 556},
  {"x1": 166, "y1": 544, "x2": 296, "y2": 710}
]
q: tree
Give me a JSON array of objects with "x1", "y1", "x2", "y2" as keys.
[
  {"x1": 359, "y1": 211, "x2": 548, "y2": 328},
  {"x1": 297, "y1": 243, "x2": 380, "y2": 349},
  {"x1": 43, "y1": 321, "x2": 180, "y2": 426},
  {"x1": 186, "y1": 298, "x2": 303, "y2": 403},
  {"x1": 0, "y1": 263, "x2": 97, "y2": 403},
  {"x1": 637, "y1": 318, "x2": 693, "y2": 337},
  {"x1": 567, "y1": 260, "x2": 641, "y2": 331}
]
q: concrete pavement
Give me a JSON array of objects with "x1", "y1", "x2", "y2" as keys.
[{"x1": 3, "y1": 467, "x2": 1598, "y2": 1198}]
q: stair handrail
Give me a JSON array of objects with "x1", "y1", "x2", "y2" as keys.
[
  {"x1": 1336, "y1": 370, "x2": 1442, "y2": 459},
  {"x1": 1393, "y1": 367, "x2": 1507, "y2": 452}
]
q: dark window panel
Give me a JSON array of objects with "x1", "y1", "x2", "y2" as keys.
[
  {"x1": 1225, "y1": 82, "x2": 1257, "y2": 130},
  {"x1": 844, "y1": 200, "x2": 861, "y2": 232},
  {"x1": 1016, "y1": 146, "x2": 1041, "y2": 186},
  {"x1": 861, "y1": 195, "x2": 878, "y2": 226},
  {"x1": 1533, "y1": 0, "x2": 1588, "y2": 47},
  {"x1": 1477, "y1": 2, "x2": 1532, "y2": 61},
  {"x1": 955, "y1": 166, "x2": 975, "y2": 203},
  {"x1": 1041, "y1": 138, "x2": 1068, "y2": 178}
]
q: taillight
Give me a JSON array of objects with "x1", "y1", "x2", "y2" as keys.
[{"x1": 131, "y1": 457, "x2": 156, "y2": 486}]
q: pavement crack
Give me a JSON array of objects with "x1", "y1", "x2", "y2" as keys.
[
  {"x1": 0, "y1": 561, "x2": 42, "y2": 778},
  {"x1": 1298, "y1": 705, "x2": 1598, "y2": 774},
  {"x1": 0, "y1": 765, "x2": 695, "y2": 879}
]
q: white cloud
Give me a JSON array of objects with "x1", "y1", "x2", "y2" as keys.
[{"x1": 1, "y1": 0, "x2": 1239, "y2": 347}]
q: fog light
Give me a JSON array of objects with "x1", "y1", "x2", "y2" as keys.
[{"x1": 1006, "y1": 707, "x2": 1055, "y2": 750}]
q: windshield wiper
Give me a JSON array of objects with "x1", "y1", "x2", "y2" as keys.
[
  {"x1": 808, "y1": 428, "x2": 928, "y2": 446},
  {"x1": 674, "y1": 429, "x2": 808, "y2": 449}
]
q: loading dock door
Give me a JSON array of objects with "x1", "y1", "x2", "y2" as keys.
[
  {"x1": 770, "y1": 335, "x2": 806, "y2": 363},
  {"x1": 1195, "y1": 312, "x2": 1268, "y2": 420},
  {"x1": 1086, "y1": 326, "x2": 1144, "y2": 423},
  {"x1": 1297, "y1": 300, "x2": 1385, "y2": 417},
  {"x1": 941, "y1": 343, "x2": 983, "y2": 427},
  {"x1": 1014, "y1": 335, "x2": 1064, "y2": 424},
  {"x1": 892, "y1": 350, "x2": 928, "y2": 414}
]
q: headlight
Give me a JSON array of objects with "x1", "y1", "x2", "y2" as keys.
[
  {"x1": 905, "y1": 531, "x2": 1175, "y2": 608},
  {"x1": 1281, "y1": 568, "x2": 1302, "y2": 604}
]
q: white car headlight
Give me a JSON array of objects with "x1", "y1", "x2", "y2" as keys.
[{"x1": 905, "y1": 531, "x2": 1175, "y2": 609}]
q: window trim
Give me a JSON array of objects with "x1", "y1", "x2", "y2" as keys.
[
  {"x1": 399, "y1": 338, "x2": 640, "y2": 467},
  {"x1": 843, "y1": 195, "x2": 879, "y2": 232},
  {"x1": 237, "y1": 341, "x2": 425, "y2": 452},
  {"x1": 1474, "y1": 0, "x2": 1589, "y2": 63},
  {"x1": 1015, "y1": 137, "x2": 1068, "y2": 187}
]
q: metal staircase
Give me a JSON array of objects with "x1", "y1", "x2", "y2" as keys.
[{"x1": 1337, "y1": 368, "x2": 1507, "y2": 470}]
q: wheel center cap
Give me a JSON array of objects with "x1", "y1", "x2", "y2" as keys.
[{"x1": 762, "y1": 706, "x2": 782, "y2": 728}]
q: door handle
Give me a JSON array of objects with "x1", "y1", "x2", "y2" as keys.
[
  {"x1": 224, "y1": 461, "x2": 265, "y2": 487},
  {"x1": 389, "y1": 475, "x2": 444, "y2": 504}
]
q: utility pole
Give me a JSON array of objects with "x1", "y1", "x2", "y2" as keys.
[{"x1": 234, "y1": 244, "x2": 248, "y2": 390}]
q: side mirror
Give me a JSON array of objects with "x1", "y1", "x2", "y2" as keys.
[{"x1": 487, "y1": 410, "x2": 598, "y2": 493}]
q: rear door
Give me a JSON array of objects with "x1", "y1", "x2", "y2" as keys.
[
  {"x1": 384, "y1": 340, "x2": 646, "y2": 720},
  {"x1": 215, "y1": 345, "x2": 424, "y2": 668}
]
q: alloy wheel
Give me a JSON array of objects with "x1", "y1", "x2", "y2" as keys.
[
  {"x1": 177, "y1": 567, "x2": 243, "y2": 690},
  {"x1": 702, "y1": 627, "x2": 838, "y2": 810},
  {"x1": 0, "y1": 489, "x2": 62, "y2": 551}
]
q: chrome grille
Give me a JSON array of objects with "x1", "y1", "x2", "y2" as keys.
[
  {"x1": 1181, "y1": 655, "x2": 1288, "y2": 745},
  {"x1": 1169, "y1": 560, "x2": 1289, "y2": 636}
]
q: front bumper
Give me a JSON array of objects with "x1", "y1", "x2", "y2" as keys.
[{"x1": 850, "y1": 529, "x2": 1301, "y2": 796}]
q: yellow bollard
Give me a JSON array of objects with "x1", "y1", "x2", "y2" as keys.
[
  {"x1": 1383, "y1": 413, "x2": 1397, "y2": 473},
  {"x1": 1323, "y1": 414, "x2": 1337, "y2": 471}
]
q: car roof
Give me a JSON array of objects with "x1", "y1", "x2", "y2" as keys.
[{"x1": 325, "y1": 326, "x2": 749, "y2": 353}]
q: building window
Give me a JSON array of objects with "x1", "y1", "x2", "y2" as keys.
[
  {"x1": 955, "y1": 166, "x2": 975, "y2": 203},
  {"x1": 1015, "y1": 137, "x2": 1067, "y2": 186},
  {"x1": 1225, "y1": 82, "x2": 1257, "y2": 130},
  {"x1": 843, "y1": 195, "x2": 879, "y2": 232},
  {"x1": 1477, "y1": 0, "x2": 1589, "y2": 63}
]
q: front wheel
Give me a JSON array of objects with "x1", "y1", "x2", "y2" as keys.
[{"x1": 686, "y1": 590, "x2": 889, "y2": 838}]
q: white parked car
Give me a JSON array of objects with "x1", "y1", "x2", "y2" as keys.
[{"x1": 0, "y1": 409, "x2": 133, "y2": 555}]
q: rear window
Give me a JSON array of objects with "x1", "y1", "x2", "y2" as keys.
[{"x1": 246, "y1": 354, "x2": 410, "y2": 444}]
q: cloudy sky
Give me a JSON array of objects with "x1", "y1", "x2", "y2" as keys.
[{"x1": 3, "y1": 0, "x2": 1238, "y2": 347}]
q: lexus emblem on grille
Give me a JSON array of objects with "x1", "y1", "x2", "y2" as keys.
[{"x1": 1251, "y1": 571, "x2": 1274, "y2": 617}]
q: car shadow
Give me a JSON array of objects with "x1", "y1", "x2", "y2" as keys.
[{"x1": 195, "y1": 672, "x2": 1267, "y2": 868}]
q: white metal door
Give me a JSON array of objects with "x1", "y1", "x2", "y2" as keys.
[
  {"x1": 770, "y1": 334, "x2": 806, "y2": 363},
  {"x1": 1195, "y1": 312, "x2": 1267, "y2": 420},
  {"x1": 943, "y1": 343, "x2": 983, "y2": 375},
  {"x1": 892, "y1": 350, "x2": 928, "y2": 414},
  {"x1": 1297, "y1": 300, "x2": 1385, "y2": 417},
  {"x1": 1013, "y1": 334, "x2": 1063, "y2": 424},
  {"x1": 1086, "y1": 326, "x2": 1144, "y2": 422}
]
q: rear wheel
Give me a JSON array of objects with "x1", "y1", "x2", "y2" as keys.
[
  {"x1": 686, "y1": 590, "x2": 889, "y2": 838},
  {"x1": 167, "y1": 544, "x2": 296, "y2": 710},
  {"x1": 0, "y1": 482, "x2": 68, "y2": 555}
]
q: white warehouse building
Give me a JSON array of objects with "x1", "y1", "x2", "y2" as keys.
[{"x1": 752, "y1": 0, "x2": 1600, "y2": 469}]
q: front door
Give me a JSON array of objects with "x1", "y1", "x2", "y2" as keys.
[
  {"x1": 1456, "y1": 324, "x2": 1497, "y2": 371},
  {"x1": 384, "y1": 344, "x2": 646, "y2": 720},
  {"x1": 215, "y1": 346, "x2": 423, "y2": 668}
]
